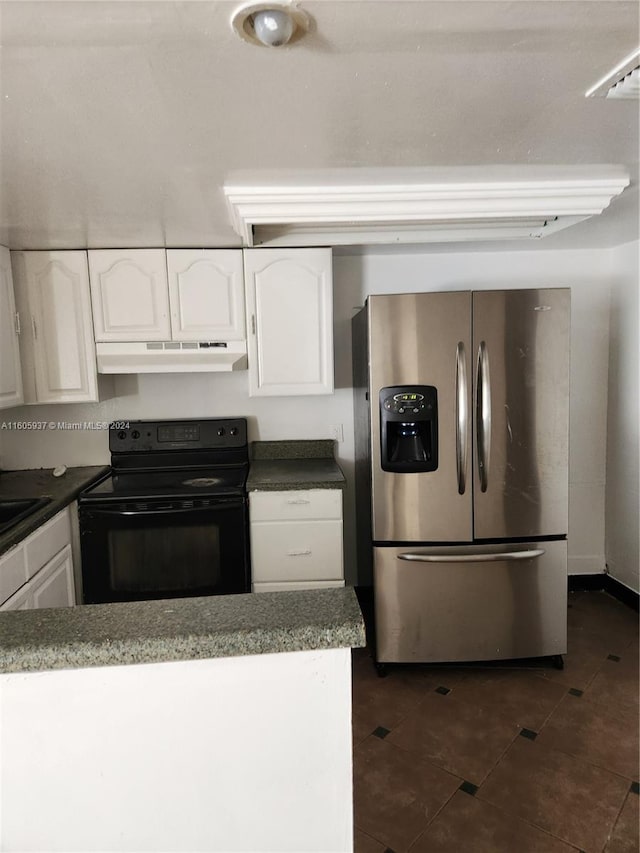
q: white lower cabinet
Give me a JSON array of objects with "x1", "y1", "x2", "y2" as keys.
[
  {"x1": 0, "y1": 507, "x2": 75, "y2": 611},
  {"x1": 249, "y1": 490, "x2": 344, "y2": 592}
]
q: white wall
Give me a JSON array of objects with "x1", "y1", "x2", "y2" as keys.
[
  {"x1": 1, "y1": 648, "x2": 354, "y2": 853},
  {"x1": 1, "y1": 245, "x2": 619, "y2": 584},
  {"x1": 605, "y1": 240, "x2": 639, "y2": 594}
]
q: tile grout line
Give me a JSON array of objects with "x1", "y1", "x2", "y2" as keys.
[
  {"x1": 470, "y1": 792, "x2": 589, "y2": 853},
  {"x1": 475, "y1": 734, "x2": 635, "y2": 852},
  {"x1": 405, "y1": 782, "x2": 464, "y2": 853}
]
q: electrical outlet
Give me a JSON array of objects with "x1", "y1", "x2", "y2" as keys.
[{"x1": 329, "y1": 424, "x2": 344, "y2": 442}]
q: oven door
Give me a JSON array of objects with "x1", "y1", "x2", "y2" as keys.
[{"x1": 79, "y1": 497, "x2": 250, "y2": 604}]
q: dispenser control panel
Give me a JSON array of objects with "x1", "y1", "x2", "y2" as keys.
[
  {"x1": 379, "y1": 385, "x2": 438, "y2": 473},
  {"x1": 381, "y1": 388, "x2": 437, "y2": 419},
  {"x1": 383, "y1": 391, "x2": 435, "y2": 416}
]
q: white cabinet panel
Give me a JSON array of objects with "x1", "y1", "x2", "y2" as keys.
[
  {"x1": 24, "y1": 508, "x2": 71, "y2": 581},
  {"x1": 30, "y1": 545, "x2": 75, "y2": 609},
  {"x1": 244, "y1": 248, "x2": 333, "y2": 397},
  {"x1": 167, "y1": 249, "x2": 245, "y2": 341},
  {"x1": 0, "y1": 583, "x2": 32, "y2": 611},
  {"x1": 11, "y1": 251, "x2": 98, "y2": 404},
  {"x1": 0, "y1": 247, "x2": 23, "y2": 410},
  {"x1": 88, "y1": 249, "x2": 170, "y2": 341},
  {"x1": 0, "y1": 544, "x2": 28, "y2": 604}
]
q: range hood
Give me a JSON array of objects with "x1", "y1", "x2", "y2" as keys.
[
  {"x1": 95, "y1": 341, "x2": 248, "y2": 374},
  {"x1": 224, "y1": 165, "x2": 630, "y2": 247}
]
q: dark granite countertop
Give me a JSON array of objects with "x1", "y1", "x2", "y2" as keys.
[
  {"x1": 247, "y1": 440, "x2": 346, "y2": 491},
  {"x1": 0, "y1": 587, "x2": 366, "y2": 674},
  {"x1": 0, "y1": 466, "x2": 109, "y2": 557}
]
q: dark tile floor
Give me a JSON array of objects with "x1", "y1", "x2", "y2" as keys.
[{"x1": 352, "y1": 590, "x2": 639, "y2": 853}]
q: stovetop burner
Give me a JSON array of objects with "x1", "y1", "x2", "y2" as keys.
[{"x1": 182, "y1": 477, "x2": 223, "y2": 488}]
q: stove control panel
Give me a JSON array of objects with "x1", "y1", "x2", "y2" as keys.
[{"x1": 109, "y1": 419, "x2": 247, "y2": 453}]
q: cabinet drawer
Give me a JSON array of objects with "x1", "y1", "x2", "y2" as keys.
[
  {"x1": 251, "y1": 520, "x2": 343, "y2": 583},
  {"x1": 0, "y1": 544, "x2": 28, "y2": 604},
  {"x1": 24, "y1": 508, "x2": 70, "y2": 579},
  {"x1": 249, "y1": 489, "x2": 342, "y2": 522}
]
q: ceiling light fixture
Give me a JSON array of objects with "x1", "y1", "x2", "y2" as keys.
[{"x1": 231, "y1": 2, "x2": 310, "y2": 48}]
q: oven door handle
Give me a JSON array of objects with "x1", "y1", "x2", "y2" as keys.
[{"x1": 82, "y1": 502, "x2": 244, "y2": 517}]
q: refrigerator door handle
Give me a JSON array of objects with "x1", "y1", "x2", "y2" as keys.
[
  {"x1": 397, "y1": 549, "x2": 545, "y2": 563},
  {"x1": 476, "y1": 340, "x2": 491, "y2": 492},
  {"x1": 456, "y1": 342, "x2": 468, "y2": 495}
]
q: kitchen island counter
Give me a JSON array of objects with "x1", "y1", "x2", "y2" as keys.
[
  {"x1": 1, "y1": 587, "x2": 364, "y2": 852},
  {"x1": 0, "y1": 586, "x2": 365, "y2": 674}
]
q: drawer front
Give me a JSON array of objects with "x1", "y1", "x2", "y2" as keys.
[
  {"x1": 251, "y1": 520, "x2": 343, "y2": 583},
  {"x1": 24, "y1": 508, "x2": 71, "y2": 579},
  {"x1": 253, "y1": 580, "x2": 345, "y2": 593},
  {"x1": 250, "y1": 489, "x2": 342, "y2": 522},
  {"x1": 0, "y1": 544, "x2": 28, "y2": 604}
]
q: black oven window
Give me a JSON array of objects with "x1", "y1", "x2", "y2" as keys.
[{"x1": 108, "y1": 523, "x2": 221, "y2": 593}]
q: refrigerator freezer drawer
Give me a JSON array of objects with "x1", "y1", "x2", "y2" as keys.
[{"x1": 374, "y1": 540, "x2": 567, "y2": 663}]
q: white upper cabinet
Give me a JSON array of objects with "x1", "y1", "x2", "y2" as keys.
[
  {"x1": 0, "y1": 246, "x2": 23, "y2": 410},
  {"x1": 166, "y1": 249, "x2": 245, "y2": 341},
  {"x1": 243, "y1": 248, "x2": 334, "y2": 397},
  {"x1": 88, "y1": 249, "x2": 171, "y2": 341},
  {"x1": 12, "y1": 251, "x2": 98, "y2": 404}
]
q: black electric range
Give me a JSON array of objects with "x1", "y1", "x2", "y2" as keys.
[{"x1": 78, "y1": 418, "x2": 251, "y2": 604}]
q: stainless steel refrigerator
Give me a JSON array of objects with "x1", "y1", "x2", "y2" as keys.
[{"x1": 352, "y1": 289, "x2": 570, "y2": 668}]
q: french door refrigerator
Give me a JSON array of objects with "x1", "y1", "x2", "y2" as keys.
[{"x1": 352, "y1": 289, "x2": 570, "y2": 668}]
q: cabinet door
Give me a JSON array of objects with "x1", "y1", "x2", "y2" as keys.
[
  {"x1": 14, "y1": 251, "x2": 98, "y2": 404},
  {"x1": 0, "y1": 246, "x2": 24, "y2": 409},
  {"x1": 30, "y1": 544, "x2": 75, "y2": 609},
  {"x1": 167, "y1": 249, "x2": 245, "y2": 341},
  {"x1": 24, "y1": 506, "x2": 71, "y2": 580},
  {"x1": 244, "y1": 248, "x2": 333, "y2": 396},
  {"x1": 0, "y1": 543, "x2": 28, "y2": 605},
  {"x1": 0, "y1": 583, "x2": 31, "y2": 611},
  {"x1": 88, "y1": 249, "x2": 170, "y2": 341}
]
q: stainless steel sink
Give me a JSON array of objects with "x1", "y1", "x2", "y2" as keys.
[{"x1": 0, "y1": 497, "x2": 52, "y2": 534}]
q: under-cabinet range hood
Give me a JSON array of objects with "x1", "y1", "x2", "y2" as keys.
[
  {"x1": 95, "y1": 341, "x2": 248, "y2": 374},
  {"x1": 224, "y1": 165, "x2": 630, "y2": 247}
]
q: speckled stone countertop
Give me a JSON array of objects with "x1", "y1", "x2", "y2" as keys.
[
  {"x1": 0, "y1": 466, "x2": 109, "y2": 558},
  {"x1": 0, "y1": 587, "x2": 366, "y2": 674},
  {"x1": 247, "y1": 440, "x2": 346, "y2": 491}
]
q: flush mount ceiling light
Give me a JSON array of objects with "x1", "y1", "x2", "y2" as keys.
[{"x1": 231, "y1": 2, "x2": 310, "y2": 47}]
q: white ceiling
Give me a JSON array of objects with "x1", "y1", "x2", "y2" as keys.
[{"x1": 0, "y1": 1, "x2": 638, "y2": 251}]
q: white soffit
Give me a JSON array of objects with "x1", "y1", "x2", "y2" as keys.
[
  {"x1": 586, "y1": 48, "x2": 640, "y2": 99},
  {"x1": 224, "y1": 167, "x2": 631, "y2": 247}
]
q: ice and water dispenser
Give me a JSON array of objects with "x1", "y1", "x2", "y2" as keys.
[{"x1": 379, "y1": 385, "x2": 438, "y2": 473}]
